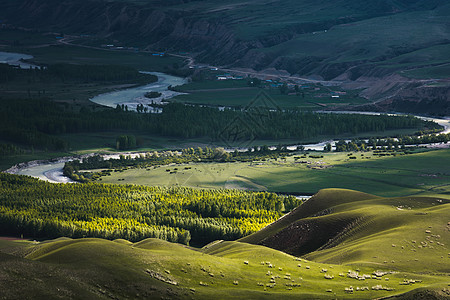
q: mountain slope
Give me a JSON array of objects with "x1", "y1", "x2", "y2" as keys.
[
  {"x1": 1, "y1": 0, "x2": 449, "y2": 112},
  {"x1": 0, "y1": 235, "x2": 448, "y2": 299},
  {"x1": 0, "y1": 188, "x2": 449, "y2": 299},
  {"x1": 239, "y1": 188, "x2": 450, "y2": 274},
  {"x1": 1, "y1": 0, "x2": 449, "y2": 69}
]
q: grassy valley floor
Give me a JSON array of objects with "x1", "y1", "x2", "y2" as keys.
[{"x1": 96, "y1": 149, "x2": 450, "y2": 197}]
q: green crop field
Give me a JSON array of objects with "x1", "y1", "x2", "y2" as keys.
[{"x1": 97, "y1": 149, "x2": 450, "y2": 197}]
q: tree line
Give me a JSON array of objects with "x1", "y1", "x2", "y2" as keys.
[
  {"x1": 0, "y1": 173, "x2": 301, "y2": 245},
  {"x1": 0, "y1": 62, "x2": 441, "y2": 153},
  {"x1": 63, "y1": 146, "x2": 292, "y2": 182},
  {"x1": 0, "y1": 97, "x2": 440, "y2": 152},
  {"x1": 334, "y1": 133, "x2": 450, "y2": 152}
]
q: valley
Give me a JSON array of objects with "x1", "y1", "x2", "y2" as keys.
[
  {"x1": 0, "y1": 1, "x2": 449, "y2": 299},
  {"x1": 0, "y1": 187, "x2": 448, "y2": 299}
]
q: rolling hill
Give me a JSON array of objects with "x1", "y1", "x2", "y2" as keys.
[
  {"x1": 240, "y1": 188, "x2": 450, "y2": 274},
  {"x1": 0, "y1": 188, "x2": 449, "y2": 299}
]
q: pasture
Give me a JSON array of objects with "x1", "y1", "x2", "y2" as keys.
[
  {"x1": 0, "y1": 234, "x2": 447, "y2": 299},
  {"x1": 171, "y1": 79, "x2": 366, "y2": 109},
  {"x1": 98, "y1": 149, "x2": 450, "y2": 197}
]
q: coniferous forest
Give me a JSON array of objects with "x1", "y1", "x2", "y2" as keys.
[
  {"x1": 1, "y1": 63, "x2": 441, "y2": 153},
  {"x1": 0, "y1": 2, "x2": 449, "y2": 298},
  {"x1": 0, "y1": 173, "x2": 300, "y2": 246},
  {"x1": 0, "y1": 98, "x2": 439, "y2": 152}
]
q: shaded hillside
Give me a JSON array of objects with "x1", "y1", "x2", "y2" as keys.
[
  {"x1": 239, "y1": 189, "x2": 382, "y2": 255},
  {"x1": 1, "y1": 0, "x2": 449, "y2": 113},
  {"x1": 1, "y1": 0, "x2": 449, "y2": 75},
  {"x1": 0, "y1": 236, "x2": 448, "y2": 299},
  {"x1": 240, "y1": 188, "x2": 450, "y2": 274}
]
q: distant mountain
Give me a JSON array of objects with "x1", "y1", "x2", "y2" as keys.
[{"x1": 1, "y1": 0, "x2": 449, "y2": 113}]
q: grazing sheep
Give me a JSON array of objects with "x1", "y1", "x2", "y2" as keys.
[{"x1": 344, "y1": 286, "x2": 354, "y2": 293}]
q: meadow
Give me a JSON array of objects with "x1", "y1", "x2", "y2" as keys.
[
  {"x1": 0, "y1": 32, "x2": 184, "y2": 73},
  {"x1": 239, "y1": 188, "x2": 449, "y2": 285},
  {"x1": 171, "y1": 78, "x2": 366, "y2": 109},
  {"x1": 0, "y1": 188, "x2": 448, "y2": 299},
  {"x1": 97, "y1": 149, "x2": 450, "y2": 197},
  {"x1": 0, "y1": 3, "x2": 449, "y2": 299},
  {"x1": 0, "y1": 62, "x2": 157, "y2": 106}
]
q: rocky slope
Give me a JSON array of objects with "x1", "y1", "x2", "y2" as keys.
[
  {"x1": 1, "y1": 0, "x2": 449, "y2": 113},
  {"x1": 1, "y1": 0, "x2": 446, "y2": 67}
]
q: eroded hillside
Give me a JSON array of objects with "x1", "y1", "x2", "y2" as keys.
[{"x1": 1, "y1": 0, "x2": 449, "y2": 112}]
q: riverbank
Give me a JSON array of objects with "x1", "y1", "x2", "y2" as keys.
[
  {"x1": 90, "y1": 72, "x2": 187, "y2": 112},
  {"x1": 5, "y1": 109, "x2": 449, "y2": 184},
  {"x1": 0, "y1": 51, "x2": 40, "y2": 69}
]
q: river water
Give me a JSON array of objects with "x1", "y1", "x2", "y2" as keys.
[
  {"x1": 11, "y1": 110, "x2": 449, "y2": 183},
  {"x1": 290, "y1": 111, "x2": 450, "y2": 151},
  {"x1": 0, "y1": 51, "x2": 40, "y2": 69},
  {"x1": 3, "y1": 64, "x2": 449, "y2": 183},
  {"x1": 90, "y1": 72, "x2": 187, "y2": 112},
  {"x1": 15, "y1": 162, "x2": 72, "y2": 183}
]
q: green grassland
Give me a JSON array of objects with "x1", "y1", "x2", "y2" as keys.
[
  {"x1": 0, "y1": 188, "x2": 448, "y2": 299},
  {"x1": 401, "y1": 62, "x2": 450, "y2": 80},
  {"x1": 171, "y1": 79, "x2": 366, "y2": 109},
  {"x1": 1, "y1": 38, "x2": 183, "y2": 72},
  {"x1": 0, "y1": 123, "x2": 433, "y2": 172},
  {"x1": 97, "y1": 149, "x2": 450, "y2": 197},
  {"x1": 157, "y1": 0, "x2": 441, "y2": 40},
  {"x1": 0, "y1": 237, "x2": 446, "y2": 299},
  {"x1": 0, "y1": 38, "x2": 181, "y2": 106},
  {"x1": 0, "y1": 29, "x2": 56, "y2": 46},
  {"x1": 246, "y1": 5, "x2": 450, "y2": 79},
  {"x1": 240, "y1": 188, "x2": 450, "y2": 275},
  {"x1": 2, "y1": 1, "x2": 449, "y2": 82}
]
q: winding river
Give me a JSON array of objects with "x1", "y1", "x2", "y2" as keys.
[
  {"x1": 90, "y1": 72, "x2": 187, "y2": 112},
  {"x1": 2, "y1": 52, "x2": 449, "y2": 183},
  {"x1": 0, "y1": 51, "x2": 41, "y2": 69},
  {"x1": 9, "y1": 110, "x2": 449, "y2": 183}
]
